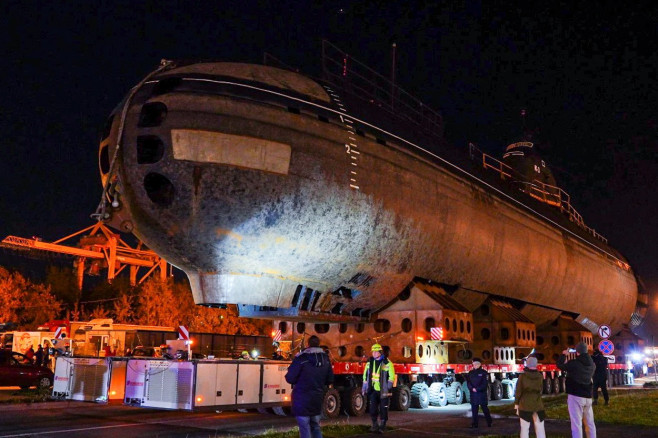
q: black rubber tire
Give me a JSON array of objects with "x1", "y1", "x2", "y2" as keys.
[
  {"x1": 501, "y1": 379, "x2": 514, "y2": 399},
  {"x1": 410, "y1": 383, "x2": 430, "y2": 409},
  {"x1": 552, "y1": 376, "x2": 560, "y2": 394},
  {"x1": 429, "y1": 382, "x2": 448, "y2": 406},
  {"x1": 322, "y1": 388, "x2": 341, "y2": 418},
  {"x1": 390, "y1": 384, "x2": 411, "y2": 411},
  {"x1": 341, "y1": 387, "x2": 367, "y2": 417},
  {"x1": 542, "y1": 376, "x2": 553, "y2": 394},
  {"x1": 491, "y1": 380, "x2": 503, "y2": 400},
  {"x1": 558, "y1": 376, "x2": 566, "y2": 393},
  {"x1": 461, "y1": 381, "x2": 471, "y2": 403},
  {"x1": 446, "y1": 381, "x2": 464, "y2": 404},
  {"x1": 272, "y1": 406, "x2": 288, "y2": 416}
]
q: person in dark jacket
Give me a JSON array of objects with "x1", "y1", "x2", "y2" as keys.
[
  {"x1": 515, "y1": 356, "x2": 546, "y2": 438},
  {"x1": 285, "y1": 335, "x2": 334, "y2": 438},
  {"x1": 557, "y1": 342, "x2": 596, "y2": 438},
  {"x1": 35, "y1": 345, "x2": 44, "y2": 367},
  {"x1": 361, "y1": 343, "x2": 396, "y2": 433},
  {"x1": 591, "y1": 350, "x2": 609, "y2": 405},
  {"x1": 467, "y1": 357, "x2": 492, "y2": 428}
]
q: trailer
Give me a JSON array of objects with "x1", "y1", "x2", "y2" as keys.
[
  {"x1": 259, "y1": 280, "x2": 634, "y2": 417},
  {"x1": 53, "y1": 356, "x2": 292, "y2": 412}
]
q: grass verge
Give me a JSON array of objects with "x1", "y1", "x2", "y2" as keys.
[
  {"x1": 255, "y1": 424, "x2": 376, "y2": 437},
  {"x1": 489, "y1": 388, "x2": 658, "y2": 426},
  {"x1": 0, "y1": 387, "x2": 52, "y2": 404}
]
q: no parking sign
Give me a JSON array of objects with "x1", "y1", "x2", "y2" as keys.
[{"x1": 598, "y1": 339, "x2": 614, "y2": 355}]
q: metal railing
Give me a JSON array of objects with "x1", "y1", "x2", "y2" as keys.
[
  {"x1": 469, "y1": 143, "x2": 608, "y2": 244},
  {"x1": 321, "y1": 40, "x2": 443, "y2": 137}
]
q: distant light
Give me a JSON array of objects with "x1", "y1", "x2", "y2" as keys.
[
  {"x1": 110, "y1": 390, "x2": 116, "y2": 396},
  {"x1": 196, "y1": 396, "x2": 203, "y2": 403},
  {"x1": 252, "y1": 349, "x2": 259, "y2": 358},
  {"x1": 284, "y1": 395, "x2": 289, "y2": 401},
  {"x1": 631, "y1": 353, "x2": 643, "y2": 362},
  {"x1": 185, "y1": 340, "x2": 192, "y2": 345},
  {"x1": 416, "y1": 336, "x2": 424, "y2": 341}
]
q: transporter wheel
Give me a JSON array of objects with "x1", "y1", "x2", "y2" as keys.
[
  {"x1": 272, "y1": 406, "x2": 288, "y2": 416},
  {"x1": 390, "y1": 385, "x2": 411, "y2": 411},
  {"x1": 552, "y1": 376, "x2": 560, "y2": 394},
  {"x1": 446, "y1": 381, "x2": 464, "y2": 404},
  {"x1": 341, "y1": 387, "x2": 367, "y2": 417},
  {"x1": 501, "y1": 379, "x2": 514, "y2": 399},
  {"x1": 461, "y1": 381, "x2": 470, "y2": 403},
  {"x1": 429, "y1": 382, "x2": 448, "y2": 406},
  {"x1": 322, "y1": 388, "x2": 341, "y2": 419},
  {"x1": 410, "y1": 383, "x2": 430, "y2": 409},
  {"x1": 491, "y1": 380, "x2": 503, "y2": 401},
  {"x1": 542, "y1": 376, "x2": 553, "y2": 394},
  {"x1": 558, "y1": 376, "x2": 566, "y2": 393}
]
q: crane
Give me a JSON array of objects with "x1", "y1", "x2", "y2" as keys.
[{"x1": 2, "y1": 222, "x2": 169, "y2": 290}]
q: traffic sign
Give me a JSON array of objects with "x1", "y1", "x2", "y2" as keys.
[
  {"x1": 177, "y1": 325, "x2": 190, "y2": 340},
  {"x1": 598, "y1": 339, "x2": 614, "y2": 355},
  {"x1": 598, "y1": 325, "x2": 611, "y2": 339},
  {"x1": 604, "y1": 354, "x2": 615, "y2": 363}
]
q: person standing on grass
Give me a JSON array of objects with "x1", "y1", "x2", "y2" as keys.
[
  {"x1": 285, "y1": 335, "x2": 334, "y2": 438},
  {"x1": 591, "y1": 350, "x2": 609, "y2": 406},
  {"x1": 515, "y1": 356, "x2": 546, "y2": 438},
  {"x1": 557, "y1": 342, "x2": 596, "y2": 438}
]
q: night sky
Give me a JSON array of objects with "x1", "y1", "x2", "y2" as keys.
[{"x1": 1, "y1": 2, "x2": 656, "y2": 320}]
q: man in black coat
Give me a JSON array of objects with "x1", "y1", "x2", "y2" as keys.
[
  {"x1": 466, "y1": 357, "x2": 492, "y2": 428},
  {"x1": 285, "y1": 335, "x2": 334, "y2": 438},
  {"x1": 591, "y1": 350, "x2": 609, "y2": 405},
  {"x1": 557, "y1": 342, "x2": 596, "y2": 438}
]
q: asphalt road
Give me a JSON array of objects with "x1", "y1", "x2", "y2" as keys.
[{"x1": 0, "y1": 379, "x2": 656, "y2": 438}]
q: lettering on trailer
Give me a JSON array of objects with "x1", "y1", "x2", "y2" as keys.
[
  {"x1": 430, "y1": 327, "x2": 444, "y2": 340},
  {"x1": 598, "y1": 339, "x2": 614, "y2": 355},
  {"x1": 598, "y1": 325, "x2": 611, "y2": 339},
  {"x1": 178, "y1": 325, "x2": 190, "y2": 340},
  {"x1": 271, "y1": 329, "x2": 282, "y2": 343}
]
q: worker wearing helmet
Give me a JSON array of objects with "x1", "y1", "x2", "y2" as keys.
[
  {"x1": 239, "y1": 350, "x2": 251, "y2": 360},
  {"x1": 361, "y1": 343, "x2": 395, "y2": 433}
]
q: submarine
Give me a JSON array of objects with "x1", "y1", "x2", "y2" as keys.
[{"x1": 97, "y1": 44, "x2": 644, "y2": 335}]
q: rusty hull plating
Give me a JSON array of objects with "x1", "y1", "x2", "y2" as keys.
[{"x1": 98, "y1": 61, "x2": 638, "y2": 333}]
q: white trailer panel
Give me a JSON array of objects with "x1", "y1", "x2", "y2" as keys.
[
  {"x1": 195, "y1": 362, "x2": 238, "y2": 407},
  {"x1": 236, "y1": 362, "x2": 261, "y2": 404},
  {"x1": 52, "y1": 357, "x2": 111, "y2": 402},
  {"x1": 262, "y1": 363, "x2": 292, "y2": 403}
]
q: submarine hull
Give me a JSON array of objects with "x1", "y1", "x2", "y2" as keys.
[{"x1": 100, "y1": 62, "x2": 637, "y2": 332}]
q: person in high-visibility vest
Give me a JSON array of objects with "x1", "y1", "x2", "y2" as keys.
[{"x1": 361, "y1": 344, "x2": 395, "y2": 433}]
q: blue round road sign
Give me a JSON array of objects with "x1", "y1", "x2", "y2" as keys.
[{"x1": 598, "y1": 339, "x2": 614, "y2": 355}]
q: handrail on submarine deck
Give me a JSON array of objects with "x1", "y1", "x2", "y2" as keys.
[
  {"x1": 320, "y1": 40, "x2": 443, "y2": 137},
  {"x1": 468, "y1": 143, "x2": 608, "y2": 245}
]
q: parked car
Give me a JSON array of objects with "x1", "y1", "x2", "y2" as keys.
[{"x1": 0, "y1": 350, "x2": 53, "y2": 389}]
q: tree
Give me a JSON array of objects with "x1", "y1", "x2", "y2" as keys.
[
  {"x1": 0, "y1": 266, "x2": 62, "y2": 329},
  {"x1": 134, "y1": 278, "x2": 183, "y2": 327},
  {"x1": 133, "y1": 278, "x2": 268, "y2": 335},
  {"x1": 45, "y1": 266, "x2": 79, "y2": 306},
  {"x1": 112, "y1": 293, "x2": 134, "y2": 323}
]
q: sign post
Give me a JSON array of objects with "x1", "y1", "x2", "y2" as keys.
[{"x1": 598, "y1": 339, "x2": 614, "y2": 356}]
